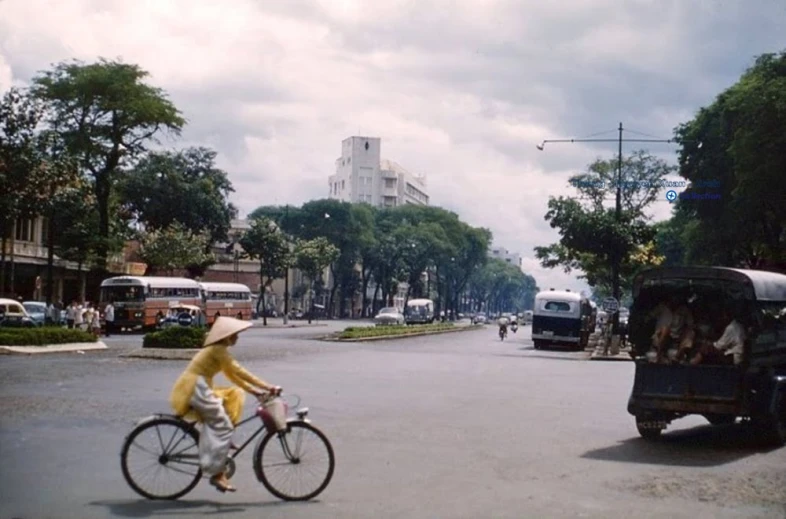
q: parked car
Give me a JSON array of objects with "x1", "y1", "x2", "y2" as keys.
[
  {"x1": 374, "y1": 307, "x2": 405, "y2": 326},
  {"x1": 0, "y1": 298, "x2": 36, "y2": 328},
  {"x1": 473, "y1": 313, "x2": 487, "y2": 324},
  {"x1": 158, "y1": 304, "x2": 206, "y2": 328},
  {"x1": 22, "y1": 301, "x2": 47, "y2": 326}
]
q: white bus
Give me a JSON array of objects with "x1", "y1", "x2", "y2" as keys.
[
  {"x1": 199, "y1": 282, "x2": 253, "y2": 324},
  {"x1": 99, "y1": 276, "x2": 202, "y2": 330}
]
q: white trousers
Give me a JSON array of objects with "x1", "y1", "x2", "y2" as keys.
[{"x1": 190, "y1": 377, "x2": 234, "y2": 476}]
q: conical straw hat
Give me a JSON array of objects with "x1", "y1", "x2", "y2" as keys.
[{"x1": 204, "y1": 316, "x2": 253, "y2": 346}]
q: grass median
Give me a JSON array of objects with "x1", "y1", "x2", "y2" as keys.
[
  {"x1": 0, "y1": 327, "x2": 97, "y2": 346},
  {"x1": 338, "y1": 322, "x2": 456, "y2": 340}
]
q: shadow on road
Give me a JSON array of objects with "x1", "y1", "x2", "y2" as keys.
[
  {"x1": 581, "y1": 423, "x2": 780, "y2": 467},
  {"x1": 89, "y1": 498, "x2": 321, "y2": 517}
]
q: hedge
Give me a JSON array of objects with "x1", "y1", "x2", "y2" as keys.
[
  {"x1": 0, "y1": 328, "x2": 97, "y2": 346},
  {"x1": 338, "y1": 322, "x2": 455, "y2": 339},
  {"x1": 143, "y1": 326, "x2": 206, "y2": 349}
]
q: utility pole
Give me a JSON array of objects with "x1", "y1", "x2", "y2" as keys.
[
  {"x1": 536, "y1": 123, "x2": 678, "y2": 345},
  {"x1": 283, "y1": 205, "x2": 290, "y2": 325}
]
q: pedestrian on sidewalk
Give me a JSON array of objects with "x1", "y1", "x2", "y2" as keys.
[{"x1": 104, "y1": 300, "x2": 115, "y2": 337}]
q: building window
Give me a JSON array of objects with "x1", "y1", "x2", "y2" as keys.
[
  {"x1": 342, "y1": 180, "x2": 345, "y2": 189},
  {"x1": 15, "y1": 218, "x2": 34, "y2": 242},
  {"x1": 385, "y1": 178, "x2": 396, "y2": 188}
]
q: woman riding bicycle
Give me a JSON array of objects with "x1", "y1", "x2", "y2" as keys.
[{"x1": 170, "y1": 316, "x2": 281, "y2": 493}]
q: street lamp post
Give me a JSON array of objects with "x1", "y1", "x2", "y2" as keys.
[{"x1": 536, "y1": 123, "x2": 678, "y2": 343}]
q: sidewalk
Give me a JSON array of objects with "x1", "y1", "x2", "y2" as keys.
[{"x1": 587, "y1": 332, "x2": 633, "y2": 361}]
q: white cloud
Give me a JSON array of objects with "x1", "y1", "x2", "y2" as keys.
[{"x1": 1, "y1": 0, "x2": 783, "y2": 293}]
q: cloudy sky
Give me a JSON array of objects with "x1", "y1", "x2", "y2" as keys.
[{"x1": 1, "y1": 0, "x2": 784, "y2": 294}]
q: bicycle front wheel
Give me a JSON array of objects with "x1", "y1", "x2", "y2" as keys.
[
  {"x1": 255, "y1": 421, "x2": 335, "y2": 501},
  {"x1": 120, "y1": 417, "x2": 202, "y2": 500}
]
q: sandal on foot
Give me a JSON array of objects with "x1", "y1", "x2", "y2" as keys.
[{"x1": 209, "y1": 477, "x2": 236, "y2": 493}]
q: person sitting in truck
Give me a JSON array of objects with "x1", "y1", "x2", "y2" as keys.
[
  {"x1": 690, "y1": 308, "x2": 745, "y2": 365},
  {"x1": 650, "y1": 296, "x2": 695, "y2": 363}
]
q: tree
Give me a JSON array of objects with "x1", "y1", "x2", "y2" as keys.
[
  {"x1": 50, "y1": 181, "x2": 102, "y2": 301},
  {"x1": 34, "y1": 130, "x2": 82, "y2": 303},
  {"x1": 535, "y1": 151, "x2": 672, "y2": 298},
  {"x1": 31, "y1": 59, "x2": 185, "y2": 273},
  {"x1": 239, "y1": 217, "x2": 292, "y2": 326},
  {"x1": 674, "y1": 50, "x2": 786, "y2": 270},
  {"x1": 120, "y1": 147, "x2": 237, "y2": 245},
  {"x1": 138, "y1": 222, "x2": 214, "y2": 276},
  {"x1": 0, "y1": 87, "x2": 45, "y2": 294},
  {"x1": 293, "y1": 237, "x2": 339, "y2": 323}
]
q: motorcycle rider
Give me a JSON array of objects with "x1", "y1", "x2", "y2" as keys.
[
  {"x1": 510, "y1": 314, "x2": 519, "y2": 333},
  {"x1": 498, "y1": 314, "x2": 509, "y2": 338}
]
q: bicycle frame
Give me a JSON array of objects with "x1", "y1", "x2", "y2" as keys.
[{"x1": 228, "y1": 413, "x2": 269, "y2": 460}]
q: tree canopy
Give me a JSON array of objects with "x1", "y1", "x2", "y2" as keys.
[
  {"x1": 31, "y1": 58, "x2": 185, "y2": 270},
  {"x1": 120, "y1": 146, "x2": 237, "y2": 245},
  {"x1": 535, "y1": 151, "x2": 669, "y2": 298},
  {"x1": 670, "y1": 50, "x2": 786, "y2": 269}
]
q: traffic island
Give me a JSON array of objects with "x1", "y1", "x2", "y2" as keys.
[
  {"x1": 0, "y1": 342, "x2": 108, "y2": 355},
  {"x1": 323, "y1": 323, "x2": 483, "y2": 342},
  {"x1": 252, "y1": 320, "x2": 328, "y2": 328},
  {"x1": 120, "y1": 348, "x2": 198, "y2": 360},
  {"x1": 0, "y1": 328, "x2": 107, "y2": 355}
]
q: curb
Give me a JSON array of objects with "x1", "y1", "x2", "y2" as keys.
[
  {"x1": 120, "y1": 348, "x2": 199, "y2": 360},
  {"x1": 0, "y1": 341, "x2": 108, "y2": 355},
  {"x1": 252, "y1": 322, "x2": 328, "y2": 329},
  {"x1": 324, "y1": 325, "x2": 483, "y2": 342},
  {"x1": 590, "y1": 349, "x2": 633, "y2": 361}
]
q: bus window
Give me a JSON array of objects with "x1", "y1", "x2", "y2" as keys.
[{"x1": 544, "y1": 301, "x2": 572, "y2": 312}]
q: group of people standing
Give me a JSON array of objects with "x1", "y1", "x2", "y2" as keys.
[{"x1": 59, "y1": 300, "x2": 115, "y2": 337}]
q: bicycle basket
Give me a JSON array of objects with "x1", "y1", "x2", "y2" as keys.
[{"x1": 259, "y1": 397, "x2": 288, "y2": 431}]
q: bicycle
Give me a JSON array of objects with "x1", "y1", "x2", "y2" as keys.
[
  {"x1": 120, "y1": 393, "x2": 335, "y2": 501},
  {"x1": 499, "y1": 326, "x2": 507, "y2": 341}
]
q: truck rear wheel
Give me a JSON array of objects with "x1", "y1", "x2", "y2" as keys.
[{"x1": 636, "y1": 416, "x2": 664, "y2": 440}]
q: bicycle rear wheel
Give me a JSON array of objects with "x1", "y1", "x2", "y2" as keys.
[
  {"x1": 121, "y1": 417, "x2": 202, "y2": 500},
  {"x1": 254, "y1": 421, "x2": 335, "y2": 501}
]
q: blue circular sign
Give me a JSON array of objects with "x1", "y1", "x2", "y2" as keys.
[
  {"x1": 666, "y1": 190, "x2": 677, "y2": 202},
  {"x1": 177, "y1": 313, "x2": 194, "y2": 326}
]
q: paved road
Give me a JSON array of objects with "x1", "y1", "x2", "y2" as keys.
[{"x1": 1, "y1": 324, "x2": 785, "y2": 518}]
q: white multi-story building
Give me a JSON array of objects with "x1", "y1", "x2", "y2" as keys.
[
  {"x1": 328, "y1": 136, "x2": 429, "y2": 207},
  {"x1": 489, "y1": 246, "x2": 522, "y2": 268}
]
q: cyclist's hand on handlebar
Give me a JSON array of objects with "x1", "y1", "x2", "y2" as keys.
[{"x1": 270, "y1": 385, "x2": 283, "y2": 396}]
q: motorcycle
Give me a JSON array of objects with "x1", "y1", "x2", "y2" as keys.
[
  {"x1": 499, "y1": 325, "x2": 507, "y2": 341},
  {"x1": 511, "y1": 322, "x2": 518, "y2": 333}
]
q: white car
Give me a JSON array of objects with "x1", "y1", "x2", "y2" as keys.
[{"x1": 374, "y1": 307, "x2": 405, "y2": 326}]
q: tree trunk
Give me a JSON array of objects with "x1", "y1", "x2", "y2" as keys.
[
  {"x1": 0, "y1": 231, "x2": 6, "y2": 295},
  {"x1": 360, "y1": 268, "x2": 370, "y2": 318},
  {"x1": 9, "y1": 223, "x2": 16, "y2": 296},
  {"x1": 46, "y1": 216, "x2": 55, "y2": 305},
  {"x1": 372, "y1": 281, "x2": 380, "y2": 315},
  {"x1": 260, "y1": 265, "x2": 267, "y2": 326},
  {"x1": 78, "y1": 261, "x2": 86, "y2": 302},
  {"x1": 308, "y1": 279, "x2": 314, "y2": 324}
]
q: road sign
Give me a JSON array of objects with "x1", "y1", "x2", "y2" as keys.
[
  {"x1": 177, "y1": 313, "x2": 194, "y2": 326},
  {"x1": 602, "y1": 297, "x2": 619, "y2": 313}
]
